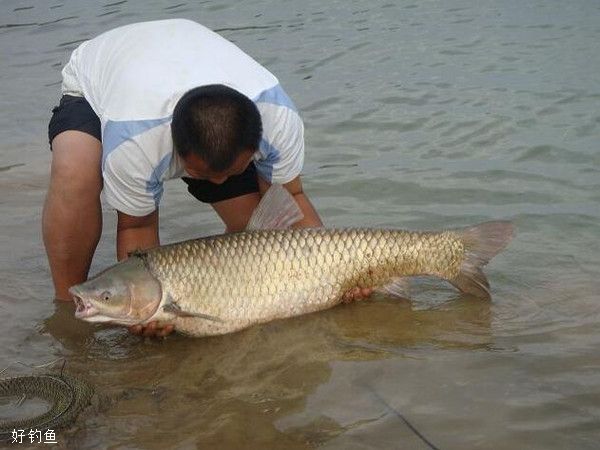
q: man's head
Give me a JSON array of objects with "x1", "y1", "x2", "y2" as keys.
[{"x1": 171, "y1": 84, "x2": 262, "y2": 183}]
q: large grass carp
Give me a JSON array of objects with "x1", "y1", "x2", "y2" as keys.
[{"x1": 70, "y1": 185, "x2": 513, "y2": 336}]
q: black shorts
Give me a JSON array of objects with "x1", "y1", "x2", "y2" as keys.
[
  {"x1": 48, "y1": 95, "x2": 101, "y2": 144},
  {"x1": 48, "y1": 95, "x2": 258, "y2": 204}
]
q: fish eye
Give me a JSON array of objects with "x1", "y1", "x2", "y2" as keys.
[{"x1": 101, "y1": 290, "x2": 112, "y2": 301}]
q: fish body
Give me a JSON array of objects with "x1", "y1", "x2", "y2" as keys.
[
  {"x1": 70, "y1": 186, "x2": 513, "y2": 336},
  {"x1": 145, "y1": 227, "x2": 466, "y2": 336}
]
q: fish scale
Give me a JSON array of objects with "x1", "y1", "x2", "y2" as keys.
[{"x1": 142, "y1": 227, "x2": 467, "y2": 336}]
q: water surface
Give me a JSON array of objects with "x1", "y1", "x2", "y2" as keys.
[{"x1": 1, "y1": 0, "x2": 599, "y2": 448}]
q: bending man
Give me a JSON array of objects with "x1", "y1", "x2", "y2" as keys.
[{"x1": 43, "y1": 19, "x2": 325, "y2": 336}]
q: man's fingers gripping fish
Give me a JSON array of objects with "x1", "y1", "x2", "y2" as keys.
[{"x1": 70, "y1": 185, "x2": 514, "y2": 336}]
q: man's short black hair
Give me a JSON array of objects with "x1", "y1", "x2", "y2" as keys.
[{"x1": 171, "y1": 84, "x2": 262, "y2": 171}]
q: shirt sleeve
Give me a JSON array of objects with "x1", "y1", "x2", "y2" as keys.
[
  {"x1": 102, "y1": 140, "x2": 161, "y2": 217},
  {"x1": 254, "y1": 102, "x2": 305, "y2": 184}
]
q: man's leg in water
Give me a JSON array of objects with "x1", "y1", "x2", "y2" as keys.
[{"x1": 43, "y1": 130, "x2": 103, "y2": 301}]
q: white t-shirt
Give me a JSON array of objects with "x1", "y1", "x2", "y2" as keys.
[{"x1": 61, "y1": 19, "x2": 304, "y2": 216}]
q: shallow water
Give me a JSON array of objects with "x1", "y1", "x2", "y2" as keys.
[{"x1": 1, "y1": 0, "x2": 599, "y2": 448}]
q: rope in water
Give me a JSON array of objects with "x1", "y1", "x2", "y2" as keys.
[{"x1": 0, "y1": 372, "x2": 93, "y2": 440}]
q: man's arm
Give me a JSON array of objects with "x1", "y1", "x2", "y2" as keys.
[
  {"x1": 211, "y1": 192, "x2": 262, "y2": 233},
  {"x1": 116, "y1": 209, "x2": 160, "y2": 260}
]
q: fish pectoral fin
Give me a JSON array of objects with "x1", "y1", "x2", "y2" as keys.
[
  {"x1": 375, "y1": 277, "x2": 411, "y2": 299},
  {"x1": 246, "y1": 184, "x2": 304, "y2": 230},
  {"x1": 162, "y1": 302, "x2": 223, "y2": 322}
]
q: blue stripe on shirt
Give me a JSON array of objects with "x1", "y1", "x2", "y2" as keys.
[
  {"x1": 146, "y1": 153, "x2": 172, "y2": 206},
  {"x1": 255, "y1": 138, "x2": 281, "y2": 182},
  {"x1": 253, "y1": 84, "x2": 297, "y2": 112},
  {"x1": 102, "y1": 117, "x2": 171, "y2": 169},
  {"x1": 253, "y1": 84, "x2": 298, "y2": 182}
]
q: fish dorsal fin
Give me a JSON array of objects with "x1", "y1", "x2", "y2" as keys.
[{"x1": 246, "y1": 184, "x2": 304, "y2": 230}]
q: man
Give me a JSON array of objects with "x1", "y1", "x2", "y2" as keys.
[{"x1": 44, "y1": 19, "x2": 366, "y2": 337}]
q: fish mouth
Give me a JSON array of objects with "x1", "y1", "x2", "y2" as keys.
[{"x1": 69, "y1": 288, "x2": 98, "y2": 319}]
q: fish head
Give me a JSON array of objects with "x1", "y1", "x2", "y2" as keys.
[{"x1": 69, "y1": 256, "x2": 163, "y2": 325}]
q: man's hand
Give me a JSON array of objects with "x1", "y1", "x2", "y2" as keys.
[
  {"x1": 129, "y1": 321, "x2": 174, "y2": 338},
  {"x1": 341, "y1": 287, "x2": 374, "y2": 303}
]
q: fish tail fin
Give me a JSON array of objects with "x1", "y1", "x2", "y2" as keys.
[{"x1": 449, "y1": 220, "x2": 514, "y2": 299}]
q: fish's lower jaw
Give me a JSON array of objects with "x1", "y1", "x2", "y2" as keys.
[
  {"x1": 72, "y1": 298, "x2": 118, "y2": 323},
  {"x1": 80, "y1": 314, "x2": 120, "y2": 323},
  {"x1": 73, "y1": 295, "x2": 99, "y2": 320}
]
